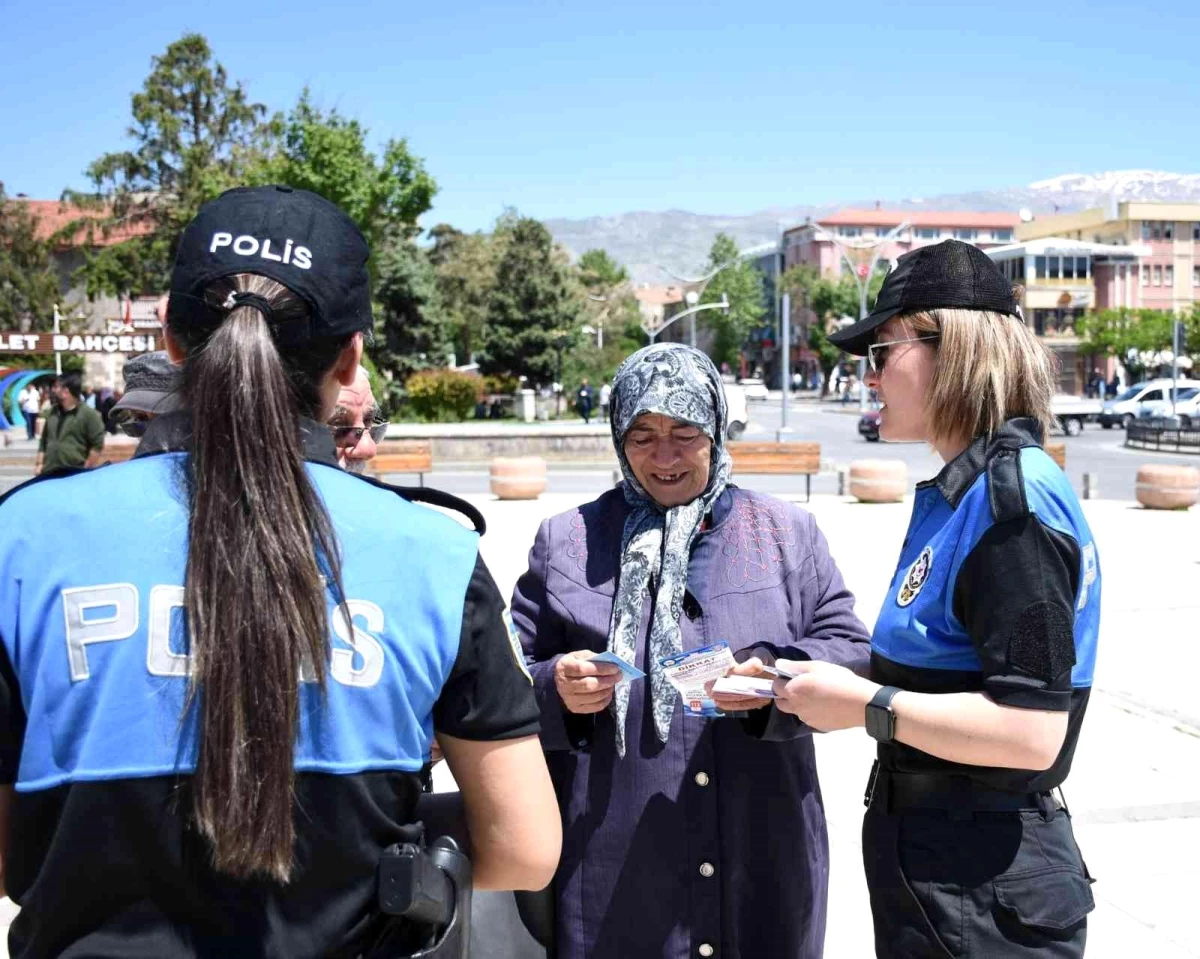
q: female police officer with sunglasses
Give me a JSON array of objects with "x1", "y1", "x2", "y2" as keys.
[
  {"x1": 0, "y1": 185, "x2": 560, "y2": 957},
  {"x1": 771, "y1": 240, "x2": 1099, "y2": 957}
]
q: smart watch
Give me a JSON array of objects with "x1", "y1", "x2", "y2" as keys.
[{"x1": 865, "y1": 686, "x2": 902, "y2": 743}]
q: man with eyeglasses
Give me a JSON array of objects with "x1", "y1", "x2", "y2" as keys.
[{"x1": 328, "y1": 366, "x2": 388, "y2": 474}]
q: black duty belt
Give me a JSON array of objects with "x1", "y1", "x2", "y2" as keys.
[{"x1": 864, "y1": 760, "x2": 1057, "y2": 817}]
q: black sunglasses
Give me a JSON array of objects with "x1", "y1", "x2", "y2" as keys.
[
  {"x1": 867, "y1": 334, "x2": 940, "y2": 375},
  {"x1": 115, "y1": 414, "x2": 151, "y2": 437},
  {"x1": 328, "y1": 415, "x2": 388, "y2": 447}
]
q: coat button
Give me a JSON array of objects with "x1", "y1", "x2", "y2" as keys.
[
  {"x1": 699, "y1": 862, "x2": 715, "y2": 878},
  {"x1": 694, "y1": 771, "x2": 710, "y2": 787},
  {"x1": 698, "y1": 945, "x2": 714, "y2": 957}
]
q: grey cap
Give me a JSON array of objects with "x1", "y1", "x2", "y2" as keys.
[{"x1": 113, "y1": 351, "x2": 184, "y2": 416}]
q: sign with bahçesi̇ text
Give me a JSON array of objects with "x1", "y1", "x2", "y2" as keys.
[{"x1": 0, "y1": 331, "x2": 159, "y2": 355}]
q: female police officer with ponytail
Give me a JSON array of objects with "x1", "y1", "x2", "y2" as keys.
[{"x1": 0, "y1": 185, "x2": 560, "y2": 958}]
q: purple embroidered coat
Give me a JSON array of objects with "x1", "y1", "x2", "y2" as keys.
[{"x1": 510, "y1": 486, "x2": 871, "y2": 959}]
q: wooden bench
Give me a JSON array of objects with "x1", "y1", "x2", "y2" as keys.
[
  {"x1": 100, "y1": 441, "x2": 137, "y2": 465},
  {"x1": 368, "y1": 440, "x2": 434, "y2": 487},
  {"x1": 727, "y1": 441, "x2": 821, "y2": 502}
]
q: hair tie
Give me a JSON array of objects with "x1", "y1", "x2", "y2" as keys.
[{"x1": 222, "y1": 291, "x2": 275, "y2": 323}]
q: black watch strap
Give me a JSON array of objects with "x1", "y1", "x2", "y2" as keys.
[{"x1": 865, "y1": 685, "x2": 902, "y2": 743}]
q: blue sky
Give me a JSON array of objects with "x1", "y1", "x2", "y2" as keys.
[{"x1": 3, "y1": 0, "x2": 1198, "y2": 233}]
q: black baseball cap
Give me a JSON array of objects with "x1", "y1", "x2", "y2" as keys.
[
  {"x1": 828, "y1": 239, "x2": 1021, "y2": 356},
  {"x1": 168, "y1": 185, "x2": 372, "y2": 341}
]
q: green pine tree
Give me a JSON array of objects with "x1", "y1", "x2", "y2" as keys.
[
  {"x1": 480, "y1": 217, "x2": 583, "y2": 385},
  {"x1": 371, "y1": 235, "x2": 449, "y2": 410}
]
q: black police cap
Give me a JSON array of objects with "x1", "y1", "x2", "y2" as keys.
[
  {"x1": 828, "y1": 239, "x2": 1022, "y2": 356},
  {"x1": 168, "y1": 185, "x2": 372, "y2": 341}
]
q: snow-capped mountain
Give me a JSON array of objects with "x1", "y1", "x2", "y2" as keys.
[
  {"x1": 546, "y1": 171, "x2": 1200, "y2": 283},
  {"x1": 1027, "y1": 170, "x2": 1200, "y2": 199}
]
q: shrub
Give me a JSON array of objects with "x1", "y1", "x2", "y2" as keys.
[
  {"x1": 405, "y1": 369, "x2": 483, "y2": 422},
  {"x1": 482, "y1": 373, "x2": 520, "y2": 395}
]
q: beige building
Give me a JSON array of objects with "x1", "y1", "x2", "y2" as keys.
[
  {"x1": 986, "y1": 238, "x2": 1147, "y2": 393},
  {"x1": 1016, "y1": 202, "x2": 1200, "y2": 315}
]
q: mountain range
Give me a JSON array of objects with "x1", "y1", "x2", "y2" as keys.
[{"x1": 544, "y1": 170, "x2": 1200, "y2": 284}]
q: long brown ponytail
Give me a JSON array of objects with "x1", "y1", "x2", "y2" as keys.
[{"x1": 175, "y1": 273, "x2": 350, "y2": 882}]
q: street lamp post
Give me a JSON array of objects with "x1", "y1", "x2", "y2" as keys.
[
  {"x1": 812, "y1": 223, "x2": 909, "y2": 412},
  {"x1": 644, "y1": 297, "x2": 729, "y2": 344},
  {"x1": 655, "y1": 242, "x2": 777, "y2": 351}
]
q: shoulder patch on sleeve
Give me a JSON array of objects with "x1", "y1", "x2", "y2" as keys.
[
  {"x1": 986, "y1": 446, "x2": 1029, "y2": 525},
  {"x1": 502, "y1": 608, "x2": 533, "y2": 684}
]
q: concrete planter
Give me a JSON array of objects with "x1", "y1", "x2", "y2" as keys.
[
  {"x1": 490, "y1": 456, "x2": 548, "y2": 500},
  {"x1": 1135, "y1": 464, "x2": 1200, "y2": 510},
  {"x1": 849, "y1": 459, "x2": 907, "y2": 503}
]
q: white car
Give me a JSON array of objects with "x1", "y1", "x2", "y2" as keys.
[
  {"x1": 1099, "y1": 378, "x2": 1200, "y2": 429},
  {"x1": 1138, "y1": 386, "x2": 1200, "y2": 427},
  {"x1": 723, "y1": 383, "x2": 749, "y2": 440},
  {"x1": 740, "y1": 378, "x2": 769, "y2": 402}
]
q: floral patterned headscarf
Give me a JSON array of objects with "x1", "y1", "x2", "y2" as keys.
[{"x1": 607, "y1": 343, "x2": 733, "y2": 756}]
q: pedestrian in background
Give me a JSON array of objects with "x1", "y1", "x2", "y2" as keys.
[
  {"x1": 34, "y1": 373, "x2": 105, "y2": 474},
  {"x1": 18, "y1": 384, "x2": 40, "y2": 441},
  {"x1": 599, "y1": 379, "x2": 611, "y2": 421},
  {"x1": 575, "y1": 377, "x2": 594, "y2": 423},
  {"x1": 0, "y1": 185, "x2": 560, "y2": 957},
  {"x1": 774, "y1": 240, "x2": 1099, "y2": 958}
]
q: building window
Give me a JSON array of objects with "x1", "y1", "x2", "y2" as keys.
[
  {"x1": 1165, "y1": 265, "x2": 1174, "y2": 287},
  {"x1": 1076, "y1": 256, "x2": 1089, "y2": 279},
  {"x1": 1141, "y1": 220, "x2": 1175, "y2": 241},
  {"x1": 1017, "y1": 257, "x2": 1026, "y2": 279},
  {"x1": 993, "y1": 229, "x2": 1013, "y2": 242},
  {"x1": 1153, "y1": 265, "x2": 1162, "y2": 286},
  {"x1": 1034, "y1": 256, "x2": 1046, "y2": 280},
  {"x1": 838, "y1": 226, "x2": 862, "y2": 237},
  {"x1": 1194, "y1": 265, "x2": 1200, "y2": 286},
  {"x1": 916, "y1": 227, "x2": 940, "y2": 239},
  {"x1": 875, "y1": 225, "x2": 895, "y2": 236},
  {"x1": 1048, "y1": 256, "x2": 1060, "y2": 279},
  {"x1": 1142, "y1": 264, "x2": 1150, "y2": 286},
  {"x1": 1062, "y1": 257, "x2": 1074, "y2": 280},
  {"x1": 953, "y1": 228, "x2": 977, "y2": 240},
  {"x1": 1193, "y1": 223, "x2": 1200, "y2": 241}
]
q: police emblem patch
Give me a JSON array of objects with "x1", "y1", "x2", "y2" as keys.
[
  {"x1": 896, "y1": 546, "x2": 933, "y2": 607},
  {"x1": 502, "y1": 608, "x2": 534, "y2": 684}
]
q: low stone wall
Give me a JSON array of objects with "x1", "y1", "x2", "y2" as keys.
[{"x1": 391, "y1": 431, "x2": 617, "y2": 463}]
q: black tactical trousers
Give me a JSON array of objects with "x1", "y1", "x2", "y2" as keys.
[{"x1": 863, "y1": 797, "x2": 1094, "y2": 957}]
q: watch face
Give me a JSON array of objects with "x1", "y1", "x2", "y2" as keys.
[{"x1": 866, "y1": 705, "x2": 894, "y2": 742}]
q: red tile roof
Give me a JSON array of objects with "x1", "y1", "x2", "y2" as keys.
[
  {"x1": 17, "y1": 199, "x2": 153, "y2": 249},
  {"x1": 633, "y1": 284, "x2": 685, "y2": 306},
  {"x1": 799, "y1": 209, "x2": 1021, "y2": 230}
]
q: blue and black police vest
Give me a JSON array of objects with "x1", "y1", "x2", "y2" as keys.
[{"x1": 870, "y1": 419, "x2": 1101, "y2": 791}]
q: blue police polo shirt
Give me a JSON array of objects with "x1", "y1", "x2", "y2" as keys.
[
  {"x1": 871, "y1": 418, "x2": 1100, "y2": 793},
  {"x1": 0, "y1": 413, "x2": 539, "y2": 958}
]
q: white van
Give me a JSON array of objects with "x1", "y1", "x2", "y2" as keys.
[{"x1": 1098, "y1": 378, "x2": 1200, "y2": 429}]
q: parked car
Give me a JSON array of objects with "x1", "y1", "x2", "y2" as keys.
[
  {"x1": 1050, "y1": 394, "x2": 1104, "y2": 436},
  {"x1": 1178, "y1": 391, "x2": 1200, "y2": 429},
  {"x1": 724, "y1": 383, "x2": 749, "y2": 440},
  {"x1": 1098, "y1": 379, "x2": 1200, "y2": 429},
  {"x1": 1137, "y1": 386, "x2": 1200, "y2": 427},
  {"x1": 740, "y1": 377, "x2": 770, "y2": 401},
  {"x1": 858, "y1": 408, "x2": 880, "y2": 442}
]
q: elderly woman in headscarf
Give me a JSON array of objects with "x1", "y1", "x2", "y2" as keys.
[{"x1": 510, "y1": 343, "x2": 872, "y2": 959}]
